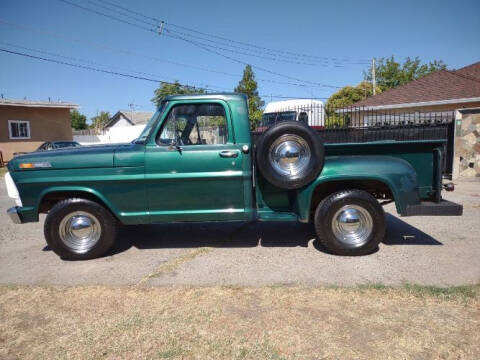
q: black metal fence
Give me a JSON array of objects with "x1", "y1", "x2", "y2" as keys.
[{"x1": 253, "y1": 103, "x2": 455, "y2": 176}]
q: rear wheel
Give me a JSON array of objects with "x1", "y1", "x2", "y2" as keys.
[
  {"x1": 314, "y1": 190, "x2": 386, "y2": 256},
  {"x1": 44, "y1": 198, "x2": 118, "y2": 260}
]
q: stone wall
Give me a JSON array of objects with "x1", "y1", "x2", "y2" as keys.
[{"x1": 455, "y1": 111, "x2": 480, "y2": 178}]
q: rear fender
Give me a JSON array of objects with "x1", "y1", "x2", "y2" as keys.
[{"x1": 297, "y1": 155, "x2": 420, "y2": 221}]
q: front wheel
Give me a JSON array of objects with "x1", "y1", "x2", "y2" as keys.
[
  {"x1": 314, "y1": 190, "x2": 386, "y2": 256},
  {"x1": 44, "y1": 198, "x2": 119, "y2": 260}
]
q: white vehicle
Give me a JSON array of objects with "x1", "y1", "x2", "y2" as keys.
[{"x1": 262, "y1": 99, "x2": 325, "y2": 128}]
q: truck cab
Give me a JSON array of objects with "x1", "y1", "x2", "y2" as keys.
[{"x1": 5, "y1": 93, "x2": 462, "y2": 260}]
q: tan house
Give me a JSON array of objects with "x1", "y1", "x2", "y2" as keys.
[{"x1": 0, "y1": 98, "x2": 78, "y2": 162}]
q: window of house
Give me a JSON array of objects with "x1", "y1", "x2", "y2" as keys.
[
  {"x1": 158, "y1": 103, "x2": 227, "y2": 146},
  {"x1": 8, "y1": 120, "x2": 31, "y2": 139}
]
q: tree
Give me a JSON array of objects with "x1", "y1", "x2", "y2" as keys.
[
  {"x1": 151, "y1": 81, "x2": 206, "y2": 107},
  {"x1": 90, "y1": 111, "x2": 111, "y2": 130},
  {"x1": 234, "y1": 65, "x2": 264, "y2": 129},
  {"x1": 70, "y1": 109, "x2": 87, "y2": 130},
  {"x1": 325, "y1": 82, "x2": 382, "y2": 127},
  {"x1": 326, "y1": 81, "x2": 381, "y2": 109},
  {"x1": 364, "y1": 56, "x2": 447, "y2": 91}
]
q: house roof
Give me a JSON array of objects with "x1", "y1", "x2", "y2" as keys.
[
  {"x1": 105, "y1": 110, "x2": 154, "y2": 127},
  {"x1": 352, "y1": 62, "x2": 480, "y2": 109},
  {"x1": 0, "y1": 98, "x2": 78, "y2": 109},
  {"x1": 454, "y1": 61, "x2": 480, "y2": 81}
]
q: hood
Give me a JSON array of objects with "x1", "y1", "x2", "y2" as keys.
[{"x1": 9, "y1": 143, "x2": 129, "y2": 171}]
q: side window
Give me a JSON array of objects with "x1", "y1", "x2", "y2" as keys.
[
  {"x1": 298, "y1": 112, "x2": 308, "y2": 125},
  {"x1": 158, "y1": 103, "x2": 227, "y2": 146},
  {"x1": 8, "y1": 120, "x2": 31, "y2": 139}
]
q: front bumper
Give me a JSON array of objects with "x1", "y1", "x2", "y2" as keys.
[
  {"x1": 7, "y1": 207, "x2": 23, "y2": 224},
  {"x1": 403, "y1": 199, "x2": 463, "y2": 216}
]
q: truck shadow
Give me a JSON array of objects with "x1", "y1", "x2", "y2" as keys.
[
  {"x1": 109, "y1": 213, "x2": 442, "y2": 256},
  {"x1": 383, "y1": 214, "x2": 442, "y2": 246}
]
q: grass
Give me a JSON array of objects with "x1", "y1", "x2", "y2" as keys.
[
  {"x1": 0, "y1": 166, "x2": 7, "y2": 177},
  {"x1": 0, "y1": 284, "x2": 478, "y2": 359},
  {"x1": 355, "y1": 283, "x2": 480, "y2": 301}
]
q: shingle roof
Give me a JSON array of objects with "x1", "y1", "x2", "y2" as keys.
[
  {"x1": 454, "y1": 61, "x2": 480, "y2": 81},
  {"x1": 118, "y1": 110, "x2": 154, "y2": 125},
  {"x1": 105, "y1": 110, "x2": 154, "y2": 127},
  {"x1": 353, "y1": 62, "x2": 480, "y2": 108},
  {"x1": 0, "y1": 98, "x2": 78, "y2": 108}
]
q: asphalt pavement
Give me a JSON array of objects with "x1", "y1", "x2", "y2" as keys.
[{"x1": 0, "y1": 177, "x2": 479, "y2": 286}]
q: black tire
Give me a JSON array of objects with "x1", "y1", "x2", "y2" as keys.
[
  {"x1": 256, "y1": 121, "x2": 324, "y2": 189},
  {"x1": 314, "y1": 190, "x2": 385, "y2": 256},
  {"x1": 44, "y1": 198, "x2": 119, "y2": 260}
]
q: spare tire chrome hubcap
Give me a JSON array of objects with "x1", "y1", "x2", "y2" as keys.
[
  {"x1": 59, "y1": 211, "x2": 101, "y2": 253},
  {"x1": 269, "y1": 134, "x2": 311, "y2": 176},
  {"x1": 332, "y1": 205, "x2": 372, "y2": 247}
]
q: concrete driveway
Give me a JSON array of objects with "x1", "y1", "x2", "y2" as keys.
[{"x1": 0, "y1": 178, "x2": 479, "y2": 286}]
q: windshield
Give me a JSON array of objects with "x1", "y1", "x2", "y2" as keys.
[
  {"x1": 133, "y1": 102, "x2": 167, "y2": 144},
  {"x1": 55, "y1": 141, "x2": 80, "y2": 148},
  {"x1": 262, "y1": 111, "x2": 297, "y2": 125}
]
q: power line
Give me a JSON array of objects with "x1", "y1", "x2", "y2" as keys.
[
  {"x1": 0, "y1": 47, "x2": 224, "y2": 91},
  {"x1": 85, "y1": 0, "x2": 359, "y2": 66},
  {"x1": 57, "y1": 0, "x2": 341, "y2": 88},
  {"x1": 164, "y1": 29, "x2": 340, "y2": 88},
  {"x1": 0, "y1": 46, "x2": 331, "y2": 100},
  {"x1": 0, "y1": 18, "x2": 332, "y2": 90},
  {"x1": 58, "y1": 0, "x2": 156, "y2": 33},
  {"x1": 165, "y1": 28, "x2": 367, "y2": 67},
  {"x1": 0, "y1": 41, "x2": 232, "y2": 91},
  {"x1": 85, "y1": 0, "x2": 366, "y2": 67},
  {"x1": 64, "y1": 0, "x2": 355, "y2": 68},
  {"x1": 95, "y1": 0, "x2": 370, "y2": 64},
  {"x1": 0, "y1": 19, "x2": 237, "y2": 78}
]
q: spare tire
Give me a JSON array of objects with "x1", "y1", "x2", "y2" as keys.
[{"x1": 256, "y1": 121, "x2": 324, "y2": 189}]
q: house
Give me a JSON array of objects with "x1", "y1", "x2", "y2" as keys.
[
  {"x1": 0, "y1": 98, "x2": 78, "y2": 162},
  {"x1": 351, "y1": 61, "x2": 480, "y2": 178},
  {"x1": 352, "y1": 61, "x2": 480, "y2": 113},
  {"x1": 104, "y1": 110, "x2": 154, "y2": 129}
]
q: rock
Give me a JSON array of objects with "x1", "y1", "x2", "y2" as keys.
[
  {"x1": 459, "y1": 167, "x2": 476, "y2": 178},
  {"x1": 471, "y1": 114, "x2": 480, "y2": 124},
  {"x1": 455, "y1": 138, "x2": 475, "y2": 158},
  {"x1": 463, "y1": 132, "x2": 477, "y2": 145},
  {"x1": 461, "y1": 116, "x2": 472, "y2": 131}
]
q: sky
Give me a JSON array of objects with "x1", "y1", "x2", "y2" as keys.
[{"x1": 0, "y1": 0, "x2": 479, "y2": 121}]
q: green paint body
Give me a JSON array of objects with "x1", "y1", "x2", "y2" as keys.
[{"x1": 7, "y1": 94, "x2": 445, "y2": 224}]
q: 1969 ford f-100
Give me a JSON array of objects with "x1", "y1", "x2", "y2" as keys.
[{"x1": 5, "y1": 93, "x2": 462, "y2": 259}]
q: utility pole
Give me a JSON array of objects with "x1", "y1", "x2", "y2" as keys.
[{"x1": 372, "y1": 58, "x2": 376, "y2": 95}]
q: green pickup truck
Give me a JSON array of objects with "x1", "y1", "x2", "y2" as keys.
[{"x1": 5, "y1": 93, "x2": 462, "y2": 260}]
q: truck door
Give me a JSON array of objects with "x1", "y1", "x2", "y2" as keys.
[{"x1": 145, "y1": 101, "x2": 249, "y2": 223}]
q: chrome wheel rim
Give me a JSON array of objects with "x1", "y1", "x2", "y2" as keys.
[
  {"x1": 269, "y1": 134, "x2": 311, "y2": 177},
  {"x1": 59, "y1": 211, "x2": 101, "y2": 254},
  {"x1": 331, "y1": 205, "x2": 373, "y2": 247}
]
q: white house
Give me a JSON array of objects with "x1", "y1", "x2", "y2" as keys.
[{"x1": 104, "y1": 110, "x2": 154, "y2": 129}]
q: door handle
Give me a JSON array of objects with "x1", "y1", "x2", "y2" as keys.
[{"x1": 219, "y1": 150, "x2": 239, "y2": 158}]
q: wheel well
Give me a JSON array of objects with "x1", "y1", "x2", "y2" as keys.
[
  {"x1": 39, "y1": 191, "x2": 113, "y2": 215},
  {"x1": 309, "y1": 179, "x2": 393, "y2": 217}
]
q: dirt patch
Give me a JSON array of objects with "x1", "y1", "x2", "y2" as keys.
[{"x1": 0, "y1": 285, "x2": 478, "y2": 359}]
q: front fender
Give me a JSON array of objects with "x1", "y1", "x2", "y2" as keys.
[
  {"x1": 297, "y1": 155, "x2": 420, "y2": 221},
  {"x1": 36, "y1": 186, "x2": 120, "y2": 217}
]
